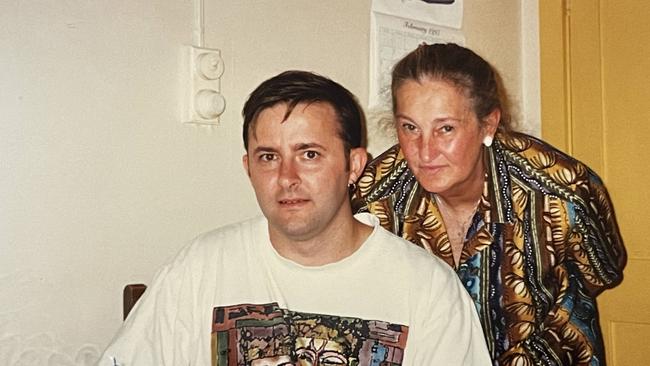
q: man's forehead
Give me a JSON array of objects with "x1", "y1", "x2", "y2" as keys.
[
  {"x1": 248, "y1": 102, "x2": 341, "y2": 143},
  {"x1": 258, "y1": 101, "x2": 334, "y2": 122}
]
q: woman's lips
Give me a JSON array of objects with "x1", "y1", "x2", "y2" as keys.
[{"x1": 419, "y1": 164, "x2": 445, "y2": 173}]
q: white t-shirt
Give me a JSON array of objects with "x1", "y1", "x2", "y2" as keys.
[{"x1": 98, "y1": 213, "x2": 490, "y2": 365}]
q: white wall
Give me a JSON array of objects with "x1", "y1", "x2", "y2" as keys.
[{"x1": 0, "y1": 1, "x2": 528, "y2": 364}]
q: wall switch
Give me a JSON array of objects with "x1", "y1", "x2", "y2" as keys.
[{"x1": 182, "y1": 45, "x2": 225, "y2": 125}]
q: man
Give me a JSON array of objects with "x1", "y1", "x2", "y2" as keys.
[{"x1": 98, "y1": 71, "x2": 490, "y2": 365}]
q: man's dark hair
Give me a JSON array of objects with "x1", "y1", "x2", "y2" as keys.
[{"x1": 242, "y1": 70, "x2": 366, "y2": 153}]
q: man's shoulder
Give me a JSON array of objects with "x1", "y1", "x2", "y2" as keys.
[
  {"x1": 170, "y1": 216, "x2": 266, "y2": 265},
  {"x1": 365, "y1": 215, "x2": 455, "y2": 277},
  {"x1": 195, "y1": 215, "x2": 266, "y2": 245},
  {"x1": 362, "y1": 216, "x2": 468, "y2": 314}
]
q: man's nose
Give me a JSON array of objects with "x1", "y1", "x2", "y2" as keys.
[{"x1": 278, "y1": 159, "x2": 300, "y2": 189}]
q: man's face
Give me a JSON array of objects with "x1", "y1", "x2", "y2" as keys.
[{"x1": 243, "y1": 102, "x2": 365, "y2": 243}]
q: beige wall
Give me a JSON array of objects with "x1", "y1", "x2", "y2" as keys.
[{"x1": 0, "y1": 1, "x2": 527, "y2": 364}]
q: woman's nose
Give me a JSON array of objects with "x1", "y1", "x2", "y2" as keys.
[{"x1": 418, "y1": 136, "x2": 438, "y2": 163}]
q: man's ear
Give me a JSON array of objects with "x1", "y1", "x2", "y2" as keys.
[
  {"x1": 242, "y1": 154, "x2": 250, "y2": 177},
  {"x1": 348, "y1": 147, "x2": 368, "y2": 184}
]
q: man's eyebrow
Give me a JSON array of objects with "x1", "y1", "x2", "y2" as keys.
[
  {"x1": 251, "y1": 143, "x2": 327, "y2": 154},
  {"x1": 295, "y1": 142, "x2": 327, "y2": 151},
  {"x1": 252, "y1": 146, "x2": 277, "y2": 154}
]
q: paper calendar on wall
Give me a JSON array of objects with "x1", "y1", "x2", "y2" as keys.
[{"x1": 369, "y1": 0, "x2": 465, "y2": 108}]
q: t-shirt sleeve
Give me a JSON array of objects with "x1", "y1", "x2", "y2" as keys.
[
  {"x1": 406, "y1": 262, "x2": 492, "y2": 365},
  {"x1": 96, "y1": 241, "x2": 200, "y2": 366}
]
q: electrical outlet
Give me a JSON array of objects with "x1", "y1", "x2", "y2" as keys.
[{"x1": 182, "y1": 45, "x2": 226, "y2": 125}]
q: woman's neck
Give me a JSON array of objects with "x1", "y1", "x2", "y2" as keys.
[
  {"x1": 432, "y1": 160, "x2": 486, "y2": 267},
  {"x1": 435, "y1": 164, "x2": 485, "y2": 214}
]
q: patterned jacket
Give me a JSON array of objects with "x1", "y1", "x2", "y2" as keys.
[{"x1": 352, "y1": 132, "x2": 626, "y2": 365}]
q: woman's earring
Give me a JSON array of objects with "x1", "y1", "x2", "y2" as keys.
[{"x1": 483, "y1": 135, "x2": 493, "y2": 147}]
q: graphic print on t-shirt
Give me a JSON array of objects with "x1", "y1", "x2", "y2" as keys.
[{"x1": 211, "y1": 302, "x2": 409, "y2": 366}]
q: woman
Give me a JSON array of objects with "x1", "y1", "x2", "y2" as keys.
[{"x1": 353, "y1": 43, "x2": 626, "y2": 365}]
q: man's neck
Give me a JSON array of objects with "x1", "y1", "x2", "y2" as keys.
[{"x1": 269, "y1": 214, "x2": 373, "y2": 267}]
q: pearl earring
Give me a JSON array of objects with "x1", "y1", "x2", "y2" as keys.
[{"x1": 483, "y1": 135, "x2": 493, "y2": 147}]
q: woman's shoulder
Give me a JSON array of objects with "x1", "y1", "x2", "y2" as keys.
[
  {"x1": 498, "y1": 132, "x2": 578, "y2": 164},
  {"x1": 354, "y1": 144, "x2": 412, "y2": 203},
  {"x1": 496, "y1": 131, "x2": 603, "y2": 196},
  {"x1": 365, "y1": 143, "x2": 404, "y2": 172}
]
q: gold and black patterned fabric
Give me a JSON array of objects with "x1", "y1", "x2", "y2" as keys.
[{"x1": 352, "y1": 131, "x2": 626, "y2": 365}]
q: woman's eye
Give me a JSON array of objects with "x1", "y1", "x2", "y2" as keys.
[
  {"x1": 401, "y1": 123, "x2": 417, "y2": 132},
  {"x1": 441, "y1": 125, "x2": 454, "y2": 133}
]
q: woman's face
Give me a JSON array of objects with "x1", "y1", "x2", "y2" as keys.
[{"x1": 394, "y1": 78, "x2": 497, "y2": 199}]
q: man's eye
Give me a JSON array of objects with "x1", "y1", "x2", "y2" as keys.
[
  {"x1": 259, "y1": 153, "x2": 276, "y2": 162},
  {"x1": 304, "y1": 150, "x2": 320, "y2": 159}
]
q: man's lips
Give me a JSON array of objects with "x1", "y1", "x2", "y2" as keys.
[{"x1": 278, "y1": 198, "x2": 309, "y2": 205}]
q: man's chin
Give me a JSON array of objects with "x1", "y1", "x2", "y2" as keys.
[{"x1": 272, "y1": 221, "x2": 318, "y2": 242}]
